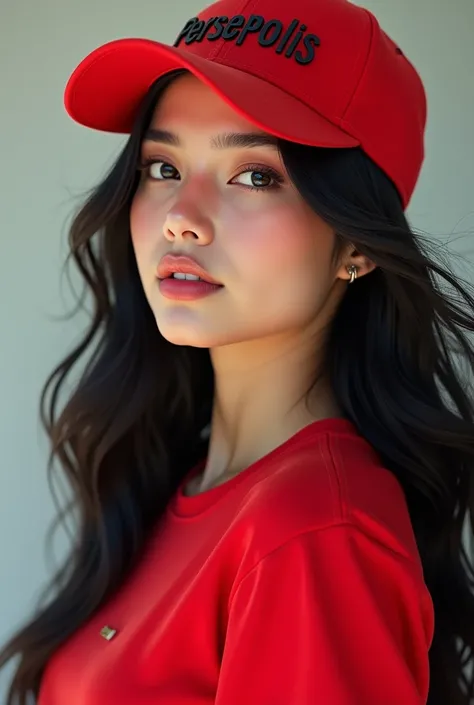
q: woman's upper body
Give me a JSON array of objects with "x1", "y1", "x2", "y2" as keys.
[
  {"x1": 38, "y1": 419, "x2": 434, "y2": 705},
  {"x1": 2, "y1": 0, "x2": 474, "y2": 704}
]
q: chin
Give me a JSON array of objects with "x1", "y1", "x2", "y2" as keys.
[
  {"x1": 165, "y1": 335, "x2": 211, "y2": 349},
  {"x1": 155, "y1": 320, "x2": 214, "y2": 348},
  {"x1": 155, "y1": 318, "x2": 252, "y2": 350}
]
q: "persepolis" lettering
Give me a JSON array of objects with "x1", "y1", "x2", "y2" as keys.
[{"x1": 174, "y1": 15, "x2": 321, "y2": 65}]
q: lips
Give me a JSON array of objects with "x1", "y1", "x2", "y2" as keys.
[{"x1": 157, "y1": 254, "x2": 222, "y2": 286}]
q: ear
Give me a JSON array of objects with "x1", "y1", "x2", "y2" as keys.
[{"x1": 336, "y1": 244, "x2": 377, "y2": 283}]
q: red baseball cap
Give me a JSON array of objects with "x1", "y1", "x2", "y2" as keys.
[{"x1": 64, "y1": 0, "x2": 427, "y2": 208}]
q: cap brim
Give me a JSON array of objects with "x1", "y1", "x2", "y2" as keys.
[{"x1": 65, "y1": 38, "x2": 359, "y2": 149}]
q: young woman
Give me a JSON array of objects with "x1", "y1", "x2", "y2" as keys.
[{"x1": 1, "y1": 0, "x2": 474, "y2": 703}]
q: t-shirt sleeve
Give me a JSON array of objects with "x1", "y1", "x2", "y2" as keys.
[{"x1": 216, "y1": 523, "x2": 434, "y2": 705}]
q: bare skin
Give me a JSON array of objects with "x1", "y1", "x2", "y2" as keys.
[{"x1": 130, "y1": 73, "x2": 375, "y2": 495}]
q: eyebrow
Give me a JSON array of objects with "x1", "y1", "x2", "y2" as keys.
[{"x1": 143, "y1": 129, "x2": 279, "y2": 150}]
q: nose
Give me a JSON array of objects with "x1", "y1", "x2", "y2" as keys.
[{"x1": 163, "y1": 199, "x2": 214, "y2": 246}]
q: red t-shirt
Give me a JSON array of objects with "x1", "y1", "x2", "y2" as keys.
[{"x1": 38, "y1": 418, "x2": 434, "y2": 704}]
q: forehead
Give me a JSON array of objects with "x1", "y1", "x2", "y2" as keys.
[{"x1": 149, "y1": 73, "x2": 265, "y2": 135}]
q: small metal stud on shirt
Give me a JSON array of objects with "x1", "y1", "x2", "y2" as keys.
[{"x1": 100, "y1": 626, "x2": 117, "y2": 641}]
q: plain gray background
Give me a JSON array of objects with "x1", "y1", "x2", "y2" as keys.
[{"x1": 1, "y1": 0, "x2": 473, "y2": 698}]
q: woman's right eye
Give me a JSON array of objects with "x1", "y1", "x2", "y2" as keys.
[{"x1": 142, "y1": 160, "x2": 180, "y2": 181}]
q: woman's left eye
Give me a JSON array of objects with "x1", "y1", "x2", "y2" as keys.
[{"x1": 231, "y1": 167, "x2": 282, "y2": 191}]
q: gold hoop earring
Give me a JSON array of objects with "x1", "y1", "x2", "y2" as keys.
[{"x1": 347, "y1": 265, "x2": 358, "y2": 284}]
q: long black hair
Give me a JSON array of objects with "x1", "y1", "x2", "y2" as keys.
[{"x1": 1, "y1": 69, "x2": 473, "y2": 704}]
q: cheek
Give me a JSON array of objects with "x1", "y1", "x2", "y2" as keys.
[
  {"x1": 130, "y1": 195, "x2": 156, "y2": 250},
  {"x1": 228, "y1": 200, "x2": 334, "y2": 287},
  {"x1": 224, "y1": 199, "x2": 338, "y2": 330},
  {"x1": 129, "y1": 195, "x2": 167, "y2": 296}
]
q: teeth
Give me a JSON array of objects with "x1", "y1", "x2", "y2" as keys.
[{"x1": 172, "y1": 273, "x2": 202, "y2": 281}]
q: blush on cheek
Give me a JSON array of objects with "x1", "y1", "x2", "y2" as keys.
[
  {"x1": 250, "y1": 209, "x2": 316, "y2": 264},
  {"x1": 130, "y1": 197, "x2": 155, "y2": 245},
  {"x1": 240, "y1": 207, "x2": 335, "y2": 304}
]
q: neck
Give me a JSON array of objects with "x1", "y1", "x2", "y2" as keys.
[{"x1": 197, "y1": 331, "x2": 340, "y2": 491}]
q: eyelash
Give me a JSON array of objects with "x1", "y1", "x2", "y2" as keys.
[{"x1": 137, "y1": 157, "x2": 284, "y2": 192}]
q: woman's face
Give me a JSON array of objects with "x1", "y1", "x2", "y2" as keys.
[{"x1": 130, "y1": 73, "x2": 350, "y2": 349}]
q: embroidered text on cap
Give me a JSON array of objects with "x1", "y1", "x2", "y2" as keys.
[{"x1": 174, "y1": 15, "x2": 321, "y2": 65}]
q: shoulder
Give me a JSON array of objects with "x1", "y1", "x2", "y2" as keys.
[{"x1": 232, "y1": 424, "x2": 422, "y2": 573}]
